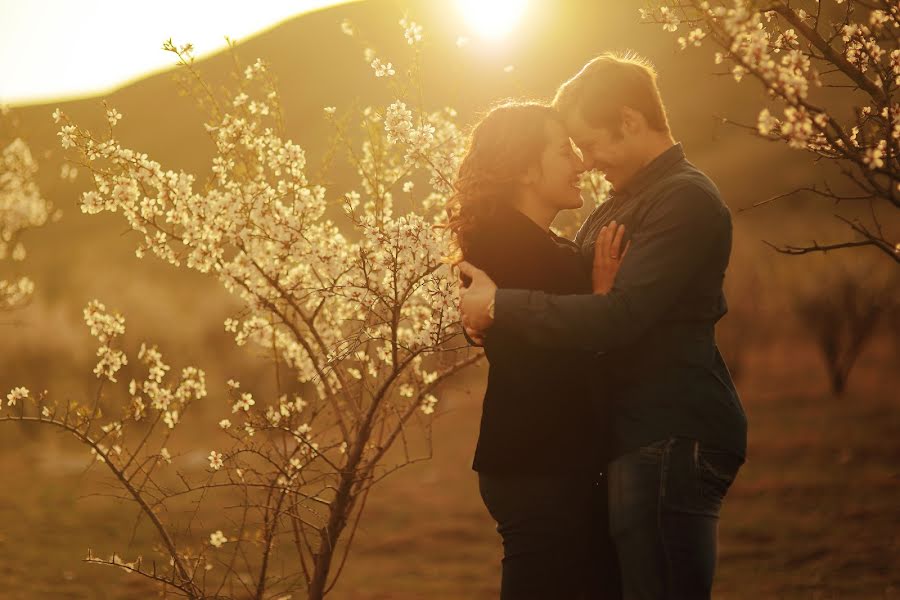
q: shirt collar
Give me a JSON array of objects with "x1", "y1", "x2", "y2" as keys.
[{"x1": 612, "y1": 142, "x2": 685, "y2": 199}]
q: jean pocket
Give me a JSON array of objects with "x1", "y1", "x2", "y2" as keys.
[
  {"x1": 695, "y1": 443, "x2": 740, "y2": 504},
  {"x1": 637, "y1": 437, "x2": 671, "y2": 461}
]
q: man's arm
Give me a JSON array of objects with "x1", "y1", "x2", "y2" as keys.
[{"x1": 493, "y1": 186, "x2": 728, "y2": 353}]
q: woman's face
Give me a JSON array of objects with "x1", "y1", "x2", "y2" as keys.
[{"x1": 530, "y1": 119, "x2": 585, "y2": 211}]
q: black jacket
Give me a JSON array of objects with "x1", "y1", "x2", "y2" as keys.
[
  {"x1": 493, "y1": 144, "x2": 748, "y2": 459},
  {"x1": 462, "y1": 203, "x2": 604, "y2": 475}
]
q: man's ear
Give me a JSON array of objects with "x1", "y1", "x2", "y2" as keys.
[{"x1": 621, "y1": 107, "x2": 645, "y2": 135}]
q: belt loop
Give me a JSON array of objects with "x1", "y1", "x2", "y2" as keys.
[
  {"x1": 665, "y1": 436, "x2": 677, "y2": 454},
  {"x1": 659, "y1": 437, "x2": 676, "y2": 500}
]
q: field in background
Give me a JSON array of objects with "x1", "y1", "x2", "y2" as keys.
[{"x1": 0, "y1": 333, "x2": 897, "y2": 599}]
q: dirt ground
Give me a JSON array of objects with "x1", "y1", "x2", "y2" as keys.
[{"x1": 0, "y1": 336, "x2": 897, "y2": 599}]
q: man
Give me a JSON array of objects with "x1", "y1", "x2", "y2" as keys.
[{"x1": 458, "y1": 53, "x2": 748, "y2": 600}]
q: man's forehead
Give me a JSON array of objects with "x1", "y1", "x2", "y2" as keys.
[{"x1": 562, "y1": 112, "x2": 597, "y2": 142}]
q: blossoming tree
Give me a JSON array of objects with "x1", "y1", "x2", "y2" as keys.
[
  {"x1": 642, "y1": 0, "x2": 899, "y2": 262},
  {"x1": 2, "y1": 20, "x2": 481, "y2": 600},
  {"x1": 0, "y1": 109, "x2": 55, "y2": 310}
]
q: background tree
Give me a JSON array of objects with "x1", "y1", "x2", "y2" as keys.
[
  {"x1": 792, "y1": 261, "x2": 897, "y2": 394},
  {"x1": 642, "y1": 0, "x2": 899, "y2": 262},
  {"x1": 0, "y1": 108, "x2": 56, "y2": 311}
]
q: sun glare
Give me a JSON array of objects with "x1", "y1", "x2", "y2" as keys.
[{"x1": 456, "y1": 0, "x2": 529, "y2": 41}]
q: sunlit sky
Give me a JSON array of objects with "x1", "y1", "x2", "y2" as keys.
[
  {"x1": 0, "y1": 0, "x2": 530, "y2": 107},
  {"x1": 0, "y1": 0, "x2": 356, "y2": 106}
]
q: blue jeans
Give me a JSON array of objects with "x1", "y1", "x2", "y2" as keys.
[
  {"x1": 479, "y1": 472, "x2": 622, "y2": 600},
  {"x1": 608, "y1": 438, "x2": 742, "y2": 600}
]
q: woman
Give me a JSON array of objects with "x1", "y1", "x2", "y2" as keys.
[{"x1": 449, "y1": 101, "x2": 626, "y2": 599}]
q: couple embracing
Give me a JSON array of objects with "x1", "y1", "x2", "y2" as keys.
[{"x1": 448, "y1": 53, "x2": 748, "y2": 599}]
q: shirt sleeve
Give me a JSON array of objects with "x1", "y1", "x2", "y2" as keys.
[
  {"x1": 461, "y1": 326, "x2": 484, "y2": 348},
  {"x1": 458, "y1": 219, "x2": 545, "y2": 350},
  {"x1": 493, "y1": 185, "x2": 728, "y2": 353}
]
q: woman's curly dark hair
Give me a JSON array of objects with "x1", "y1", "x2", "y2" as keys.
[{"x1": 445, "y1": 101, "x2": 563, "y2": 261}]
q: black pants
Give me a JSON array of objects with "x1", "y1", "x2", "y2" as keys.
[{"x1": 478, "y1": 472, "x2": 622, "y2": 600}]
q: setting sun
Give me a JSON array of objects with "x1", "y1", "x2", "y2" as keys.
[{"x1": 456, "y1": 0, "x2": 529, "y2": 40}]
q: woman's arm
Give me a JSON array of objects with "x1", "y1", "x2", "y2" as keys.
[{"x1": 460, "y1": 215, "x2": 577, "y2": 349}]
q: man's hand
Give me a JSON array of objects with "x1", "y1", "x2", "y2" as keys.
[
  {"x1": 592, "y1": 220, "x2": 629, "y2": 295},
  {"x1": 457, "y1": 261, "x2": 498, "y2": 335}
]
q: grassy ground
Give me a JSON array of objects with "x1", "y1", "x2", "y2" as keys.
[{"x1": 0, "y1": 336, "x2": 897, "y2": 599}]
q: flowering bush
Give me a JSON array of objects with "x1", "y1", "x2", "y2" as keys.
[
  {"x1": 3, "y1": 19, "x2": 481, "y2": 600},
  {"x1": 641, "y1": 0, "x2": 898, "y2": 262},
  {"x1": 0, "y1": 108, "x2": 55, "y2": 310}
]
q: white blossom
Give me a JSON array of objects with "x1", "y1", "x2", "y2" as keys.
[
  {"x1": 232, "y1": 392, "x2": 255, "y2": 413},
  {"x1": 371, "y1": 58, "x2": 396, "y2": 78},
  {"x1": 106, "y1": 108, "x2": 122, "y2": 127},
  {"x1": 420, "y1": 394, "x2": 438, "y2": 415},
  {"x1": 864, "y1": 140, "x2": 887, "y2": 169},
  {"x1": 757, "y1": 108, "x2": 777, "y2": 136},
  {"x1": 400, "y1": 18, "x2": 423, "y2": 45},
  {"x1": 208, "y1": 451, "x2": 224, "y2": 470},
  {"x1": 6, "y1": 387, "x2": 28, "y2": 406},
  {"x1": 209, "y1": 530, "x2": 228, "y2": 547}
]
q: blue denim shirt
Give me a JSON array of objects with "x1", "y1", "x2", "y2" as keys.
[{"x1": 494, "y1": 143, "x2": 748, "y2": 458}]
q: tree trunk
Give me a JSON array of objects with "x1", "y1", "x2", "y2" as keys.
[{"x1": 307, "y1": 466, "x2": 357, "y2": 600}]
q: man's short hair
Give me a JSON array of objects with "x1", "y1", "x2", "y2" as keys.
[{"x1": 552, "y1": 51, "x2": 671, "y2": 136}]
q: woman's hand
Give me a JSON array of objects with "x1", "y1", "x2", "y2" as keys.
[{"x1": 592, "y1": 220, "x2": 629, "y2": 295}]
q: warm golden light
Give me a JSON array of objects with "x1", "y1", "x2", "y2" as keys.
[
  {"x1": 456, "y1": 0, "x2": 529, "y2": 41},
  {"x1": 0, "y1": 0, "x2": 354, "y2": 106}
]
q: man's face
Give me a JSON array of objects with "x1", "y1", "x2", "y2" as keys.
[{"x1": 564, "y1": 110, "x2": 636, "y2": 191}]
